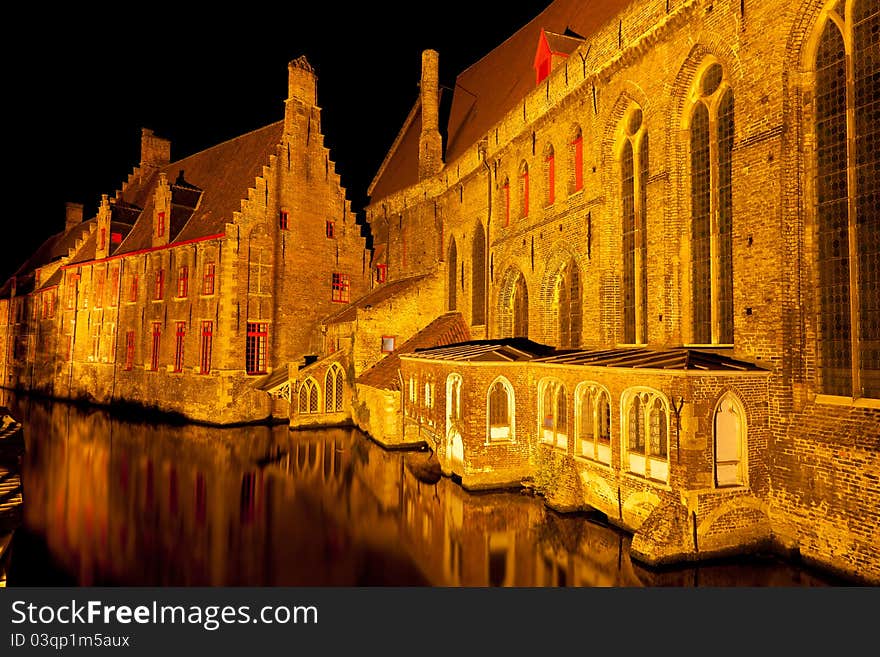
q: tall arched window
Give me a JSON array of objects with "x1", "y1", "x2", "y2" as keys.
[
  {"x1": 472, "y1": 223, "x2": 486, "y2": 325},
  {"x1": 544, "y1": 144, "x2": 556, "y2": 206},
  {"x1": 556, "y1": 259, "x2": 582, "y2": 347},
  {"x1": 815, "y1": 1, "x2": 879, "y2": 398},
  {"x1": 447, "y1": 238, "x2": 458, "y2": 311},
  {"x1": 487, "y1": 377, "x2": 515, "y2": 441},
  {"x1": 690, "y1": 62, "x2": 734, "y2": 345},
  {"x1": 576, "y1": 383, "x2": 611, "y2": 464},
  {"x1": 623, "y1": 388, "x2": 669, "y2": 482},
  {"x1": 324, "y1": 364, "x2": 343, "y2": 412},
  {"x1": 569, "y1": 125, "x2": 584, "y2": 195},
  {"x1": 446, "y1": 373, "x2": 463, "y2": 423},
  {"x1": 539, "y1": 379, "x2": 568, "y2": 449},
  {"x1": 622, "y1": 107, "x2": 648, "y2": 344},
  {"x1": 299, "y1": 378, "x2": 319, "y2": 415},
  {"x1": 714, "y1": 392, "x2": 746, "y2": 487},
  {"x1": 519, "y1": 161, "x2": 530, "y2": 218},
  {"x1": 513, "y1": 273, "x2": 529, "y2": 338}
]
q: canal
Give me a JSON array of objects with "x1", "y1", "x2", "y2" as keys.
[{"x1": 2, "y1": 393, "x2": 845, "y2": 586}]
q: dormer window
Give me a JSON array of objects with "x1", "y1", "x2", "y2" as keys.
[
  {"x1": 111, "y1": 232, "x2": 122, "y2": 245},
  {"x1": 533, "y1": 29, "x2": 585, "y2": 86}
]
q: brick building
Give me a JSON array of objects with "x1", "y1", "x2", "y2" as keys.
[
  {"x1": 341, "y1": 0, "x2": 878, "y2": 580},
  {"x1": 0, "y1": 57, "x2": 369, "y2": 423}
]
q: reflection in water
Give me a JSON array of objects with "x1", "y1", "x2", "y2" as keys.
[{"x1": 2, "y1": 393, "x2": 838, "y2": 586}]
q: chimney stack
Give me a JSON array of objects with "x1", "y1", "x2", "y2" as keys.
[
  {"x1": 419, "y1": 49, "x2": 443, "y2": 180},
  {"x1": 140, "y1": 128, "x2": 171, "y2": 172},
  {"x1": 285, "y1": 56, "x2": 319, "y2": 136},
  {"x1": 65, "y1": 202, "x2": 84, "y2": 232}
]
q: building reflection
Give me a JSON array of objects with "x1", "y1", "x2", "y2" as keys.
[{"x1": 4, "y1": 394, "x2": 835, "y2": 587}]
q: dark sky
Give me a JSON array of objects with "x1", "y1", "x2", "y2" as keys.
[{"x1": 8, "y1": 3, "x2": 552, "y2": 283}]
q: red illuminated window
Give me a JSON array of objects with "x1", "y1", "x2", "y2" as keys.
[
  {"x1": 157, "y1": 211, "x2": 166, "y2": 238},
  {"x1": 173, "y1": 321, "x2": 186, "y2": 372},
  {"x1": 177, "y1": 265, "x2": 188, "y2": 298},
  {"x1": 150, "y1": 322, "x2": 161, "y2": 371},
  {"x1": 124, "y1": 331, "x2": 135, "y2": 371},
  {"x1": 200, "y1": 321, "x2": 213, "y2": 374},
  {"x1": 111, "y1": 232, "x2": 122, "y2": 244},
  {"x1": 279, "y1": 210, "x2": 289, "y2": 230},
  {"x1": 331, "y1": 273, "x2": 350, "y2": 303},
  {"x1": 572, "y1": 135, "x2": 583, "y2": 192},
  {"x1": 326, "y1": 221, "x2": 335, "y2": 238},
  {"x1": 203, "y1": 262, "x2": 215, "y2": 295},
  {"x1": 245, "y1": 322, "x2": 267, "y2": 374},
  {"x1": 376, "y1": 263, "x2": 387, "y2": 283},
  {"x1": 130, "y1": 273, "x2": 139, "y2": 302},
  {"x1": 154, "y1": 269, "x2": 164, "y2": 300}
]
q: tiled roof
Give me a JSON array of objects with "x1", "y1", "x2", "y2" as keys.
[
  {"x1": 323, "y1": 273, "x2": 431, "y2": 325},
  {"x1": 253, "y1": 363, "x2": 289, "y2": 392},
  {"x1": 404, "y1": 337, "x2": 556, "y2": 362},
  {"x1": 115, "y1": 121, "x2": 284, "y2": 254},
  {"x1": 534, "y1": 347, "x2": 769, "y2": 371},
  {"x1": 369, "y1": 0, "x2": 629, "y2": 202},
  {"x1": 357, "y1": 313, "x2": 471, "y2": 390}
]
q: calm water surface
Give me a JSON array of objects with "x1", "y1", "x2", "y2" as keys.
[{"x1": 2, "y1": 394, "x2": 844, "y2": 586}]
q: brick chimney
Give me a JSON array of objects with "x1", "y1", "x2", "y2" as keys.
[
  {"x1": 140, "y1": 128, "x2": 171, "y2": 172},
  {"x1": 285, "y1": 56, "x2": 318, "y2": 136},
  {"x1": 419, "y1": 49, "x2": 443, "y2": 180},
  {"x1": 65, "y1": 202, "x2": 84, "y2": 232}
]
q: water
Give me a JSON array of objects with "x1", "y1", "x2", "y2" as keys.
[{"x1": 1, "y1": 393, "x2": 844, "y2": 586}]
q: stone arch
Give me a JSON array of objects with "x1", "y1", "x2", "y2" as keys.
[
  {"x1": 486, "y1": 375, "x2": 516, "y2": 442},
  {"x1": 600, "y1": 86, "x2": 651, "y2": 166},
  {"x1": 497, "y1": 265, "x2": 530, "y2": 338},
  {"x1": 539, "y1": 248, "x2": 583, "y2": 346},
  {"x1": 713, "y1": 390, "x2": 748, "y2": 487}
]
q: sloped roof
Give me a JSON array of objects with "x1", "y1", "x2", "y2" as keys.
[
  {"x1": 357, "y1": 313, "x2": 471, "y2": 390},
  {"x1": 116, "y1": 121, "x2": 284, "y2": 254},
  {"x1": 533, "y1": 347, "x2": 770, "y2": 371},
  {"x1": 369, "y1": 0, "x2": 629, "y2": 203},
  {"x1": 544, "y1": 30, "x2": 586, "y2": 55},
  {"x1": 405, "y1": 337, "x2": 556, "y2": 362},
  {"x1": 253, "y1": 363, "x2": 289, "y2": 392},
  {"x1": 323, "y1": 273, "x2": 431, "y2": 325}
]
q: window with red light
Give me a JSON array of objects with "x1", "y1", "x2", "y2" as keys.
[
  {"x1": 111, "y1": 232, "x2": 122, "y2": 244},
  {"x1": 331, "y1": 273, "x2": 350, "y2": 303},
  {"x1": 326, "y1": 221, "x2": 335, "y2": 238},
  {"x1": 124, "y1": 331, "x2": 135, "y2": 371},
  {"x1": 200, "y1": 321, "x2": 213, "y2": 374},
  {"x1": 376, "y1": 263, "x2": 387, "y2": 283},
  {"x1": 177, "y1": 265, "x2": 188, "y2": 298},
  {"x1": 150, "y1": 322, "x2": 161, "y2": 371},
  {"x1": 203, "y1": 262, "x2": 215, "y2": 295},
  {"x1": 245, "y1": 322, "x2": 268, "y2": 374},
  {"x1": 154, "y1": 269, "x2": 164, "y2": 300},
  {"x1": 157, "y1": 211, "x2": 166, "y2": 238},
  {"x1": 279, "y1": 210, "x2": 289, "y2": 230},
  {"x1": 173, "y1": 321, "x2": 186, "y2": 372}
]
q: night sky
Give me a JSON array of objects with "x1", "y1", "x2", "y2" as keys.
[{"x1": 8, "y1": 3, "x2": 552, "y2": 283}]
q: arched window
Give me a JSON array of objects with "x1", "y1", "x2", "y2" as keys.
[
  {"x1": 298, "y1": 378, "x2": 319, "y2": 415},
  {"x1": 714, "y1": 392, "x2": 746, "y2": 487},
  {"x1": 487, "y1": 377, "x2": 515, "y2": 441},
  {"x1": 519, "y1": 161, "x2": 530, "y2": 218},
  {"x1": 539, "y1": 379, "x2": 568, "y2": 449},
  {"x1": 556, "y1": 259, "x2": 582, "y2": 347},
  {"x1": 544, "y1": 144, "x2": 556, "y2": 206},
  {"x1": 472, "y1": 223, "x2": 486, "y2": 325},
  {"x1": 324, "y1": 364, "x2": 344, "y2": 412},
  {"x1": 424, "y1": 380, "x2": 434, "y2": 409},
  {"x1": 513, "y1": 273, "x2": 529, "y2": 338},
  {"x1": 447, "y1": 238, "x2": 458, "y2": 311},
  {"x1": 502, "y1": 177, "x2": 511, "y2": 226},
  {"x1": 623, "y1": 388, "x2": 669, "y2": 482},
  {"x1": 569, "y1": 125, "x2": 583, "y2": 195},
  {"x1": 576, "y1": 384, "x2": 611, "y2": 464},
  {"x1": 621, "y1": 107, "x2": 648, "y2": 344},
  {"x1": 446, "y1": 373, "x2": 463, "y2": 423},
  {"x1": 690, "y1": 62, "x2": 734, "y2": 345},
  {"x1": 814, "y1": 1, "x2": 879, "y2": 399}
]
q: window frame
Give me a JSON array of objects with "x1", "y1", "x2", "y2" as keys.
[
  {"x1": 486, "y1": 376, "x2": 515, "y2": 443},
  {"x1": 621, "y1": 387, "x2": 670, "y2": 483}
]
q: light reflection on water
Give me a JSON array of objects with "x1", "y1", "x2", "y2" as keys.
[{"x1": 2, "y1": 394, "x2": 839, "y2": 586}]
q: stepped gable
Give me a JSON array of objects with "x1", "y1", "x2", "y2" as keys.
[
  {"x1": 357, "y1": 313, "x2": 471, "y2": 390},
  {"x1": 115, "y1": 121, "x2": 284, "y2": 253},
  {"x1": 368, "y1": 0, "x2": 629, "y2": 201}
]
